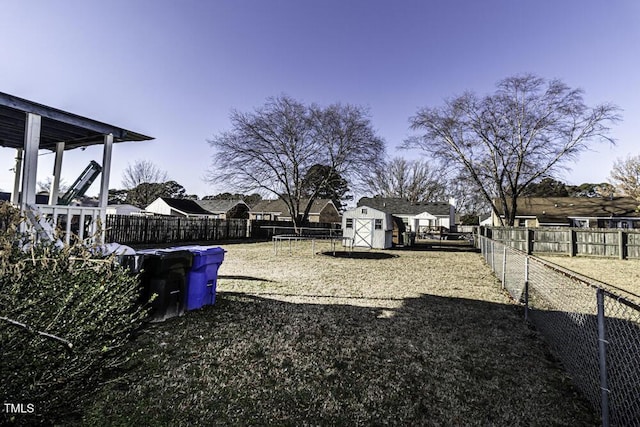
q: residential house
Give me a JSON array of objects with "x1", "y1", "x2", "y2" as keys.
[
  {"x1": 145, "y1": 197, "x2": 215, "y2": 218},
  {"x1": 491, "y1": 197, "x2": 640, "y2": 228},
  {"x1": 356, "y1": 197, "x2": 456, "y2": 234},
  {"x1": 105, "y1": 204, "x2": 145, "y2": 216},
  {"x1": 249, "y1": 199, "x2": 341, "y2": 223},
  {"x1": 195, "y1": 199, "x2": 249, "y2": 219}
]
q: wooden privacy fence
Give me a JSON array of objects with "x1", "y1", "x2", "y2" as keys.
[
  {"x1": 484, "y1": 226, "x2": 640, "y2": 259},
  {"x1": 250, "y1": 220, "x2": 342, "y2": 239},
  {"x1": 105, "y1": 215, "x2": 248, "y2": 245}
]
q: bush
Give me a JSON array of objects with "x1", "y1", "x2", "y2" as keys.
[{"x1": 0, "y1": 202, "x2": 148, "y2": 425}]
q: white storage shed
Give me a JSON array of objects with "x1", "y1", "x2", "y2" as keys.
[{"x1": 342, "y1": 205, "x2": 393, "y2": 249}]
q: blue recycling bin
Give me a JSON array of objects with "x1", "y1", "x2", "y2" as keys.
[
  {"x1": 136, "y1": 248, "x2": 193, "y2": 322},
  {"x1": 171, "y1": 246, "x2": 226, "y2": 311}
]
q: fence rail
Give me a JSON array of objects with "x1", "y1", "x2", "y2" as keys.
[
  {"x1": 104, "y1": 215, "x2": 248, "y2": 245},
  {"x1": 479, "y1": 236, "x2": 640, "y2": 426},
  {"x1": 485, "y1": 226, "x2": 640, "y2": 259}
]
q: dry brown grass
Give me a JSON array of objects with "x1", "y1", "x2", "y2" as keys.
[
  {"x1": 82, "y1": 241, "x2": 597, "y2": 426},
  {"x1": 538, "y1": 255, "x2": 640, "y2": 301}
]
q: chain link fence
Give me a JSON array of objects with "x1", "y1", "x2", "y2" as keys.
[{"x1": 479, "y1": 236, "x2": 640, "y2": 427}]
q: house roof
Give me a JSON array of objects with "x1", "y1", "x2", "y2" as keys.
[
  {"x1": 250, "y1": 198, "x2": 335, "y2": 215},
  {"x1": 0, "y1": 91, "x2": 153, "y2": 151},
  {"x1": 357, "y1": 197, "x2": 451, "y2": 216},
  {"x1": 500, "y1": 197, "x2": 640, "y2": 220},
  {"x1": 157, "y1": 197, "x2": 213, "y2": 215},
  {"x1": 195, "y1": 199, "x2": 248, "y2": 213}
]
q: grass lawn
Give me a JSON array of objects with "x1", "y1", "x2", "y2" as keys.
[{"x1": 82, "y1": 241, "x2": 597, "y2": 426}]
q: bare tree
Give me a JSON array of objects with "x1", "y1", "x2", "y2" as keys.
[
  {"x1": 125, "y1": 180, "x2": 189, "y2": 208},
  {"x1": 364, "y1": 157, "x2": 446, "y2": 202},
  {"x1": 448, "y1": 171, "x2": 491, "y2": 215},
  {"x1": 121, "y1": 159, "x2": 168, "y2": 190},
  {"x1": 404, "y1": 74, "x2": 620, "y2": 225},
  {"x1": 610, "y1": 154, "x2": 640, "y2": 200},
  {"x1": 37, "y1": 177, "x2": 68, "y2": 195},
  {"x1": 207, "y1": 95, "x2": 385, "y2": 229}
]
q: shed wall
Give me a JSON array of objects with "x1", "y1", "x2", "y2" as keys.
[{"x1": 342, "y1": 206, "x2": 392, "y2": 249}]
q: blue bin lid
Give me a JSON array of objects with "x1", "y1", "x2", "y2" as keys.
[{"x1": 169, "y1": 245, "x2": 226, "y2": 255}]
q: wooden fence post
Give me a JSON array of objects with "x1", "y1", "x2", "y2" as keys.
[
  {"x1": 569, "y1": 229, "x2": 577, "y2": 257},
  {"x1": 619, "y1": 229, "x2": 628, "y2": 260}
]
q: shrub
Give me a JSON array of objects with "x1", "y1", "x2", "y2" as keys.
[{"x1": 0, "y1": 202, "x2": 148, "y2": 424}]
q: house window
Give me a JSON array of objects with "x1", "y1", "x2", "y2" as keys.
[
  {"x1": 346, "y1": 218, "x2": 353, "y2": 229},
  {"x1": 375, "y1": 219, "x2": 382, "y2": 230},
  {"x1": 361, "y1": 208, "x2": 368, "y2": 214},
  {"x1": 256, "y1": 214, "x2": 263, "y2": 220}
]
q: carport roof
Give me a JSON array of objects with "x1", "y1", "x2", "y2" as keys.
[{"x1": 0, "y1": 91, "x2": 153, "y2": 151}]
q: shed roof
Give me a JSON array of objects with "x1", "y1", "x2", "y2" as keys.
[
  {"x1": 0, "y1": 92, "x2": 153, "y2": 151},
  {"x1": 357, "y1": 197, "x2": 451, "y2": 216},
  {"x1": 196, "y1": 199, "x2": 248, "y2": 213}
]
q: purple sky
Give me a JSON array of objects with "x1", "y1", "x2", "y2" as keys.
[{"x1": 1, "y1": 0, "x2": 639, "y2": 198}]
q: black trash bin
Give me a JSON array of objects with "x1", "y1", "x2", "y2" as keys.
[{"x1": 137, "y1": 249, "x2": 193, "y2": 322}]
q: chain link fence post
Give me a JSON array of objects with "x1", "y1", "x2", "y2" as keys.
[
  {"x1": 524, "y1": 255, "x2": 529, "y2": 323},
  {"x1": 597, "y1": 288, "x2": 610, "y2": 427},
  {"x1": 501, "y1": 246, "x2": 507, "y2": 290},
  {"x1": 491, "y1": 240, "x2": 495, "y2": 271}
]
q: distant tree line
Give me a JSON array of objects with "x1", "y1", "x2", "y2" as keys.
[{"x1": 111, "y1": 74, "x2": 638, "y2": 226}]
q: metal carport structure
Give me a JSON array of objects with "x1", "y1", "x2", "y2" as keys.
[{"x1": 0, "y1": 91, "x2": 153, "y2": 242}]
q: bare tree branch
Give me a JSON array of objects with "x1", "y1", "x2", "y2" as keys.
[
  {"x1": 206, "y1": 96, "x2": 385, "y2": 229},
  {"x1": 404, "y1": 74, "x2": 621, "y2": 225},
  {"x1": 363, "y1": 157, "x2": 447, "y2": 203},
  {"x1": 121, "y1": 159, "x2": 168, "y2": 190},
  {"x1": 610, "y1": 155, "x2": 640, "y2": 201}
]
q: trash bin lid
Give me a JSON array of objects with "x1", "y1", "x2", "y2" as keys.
[
  {"x1": 136, "y1": 248, "x2": 193, "y2": 269},
  {"x1": 169, "y1": 246, "x2": 225, "y2": 268},
  {"x1": 174, "y1": 245, "x2": 225, "y2": 254}
]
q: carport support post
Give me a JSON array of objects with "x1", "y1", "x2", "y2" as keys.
[
  {"x1": 49, "y1": 142, "x2": 65, "y2": 205},
  {"x1": 11, "y1": 148, "x2": 23, "y2": 204},
  {"x1": 97, "y1": 133, "x2": 113, "y2": 243},
  {"x1": 596, "y1": 288, "x2": 610, "y2": 427},
  {"x1": 20, "y1": 113, "x2": 41, "y2": 211}
]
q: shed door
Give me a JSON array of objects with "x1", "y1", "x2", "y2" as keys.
[{"x1": 354, "y1": 219, "x2": 373, "y2": 248}]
